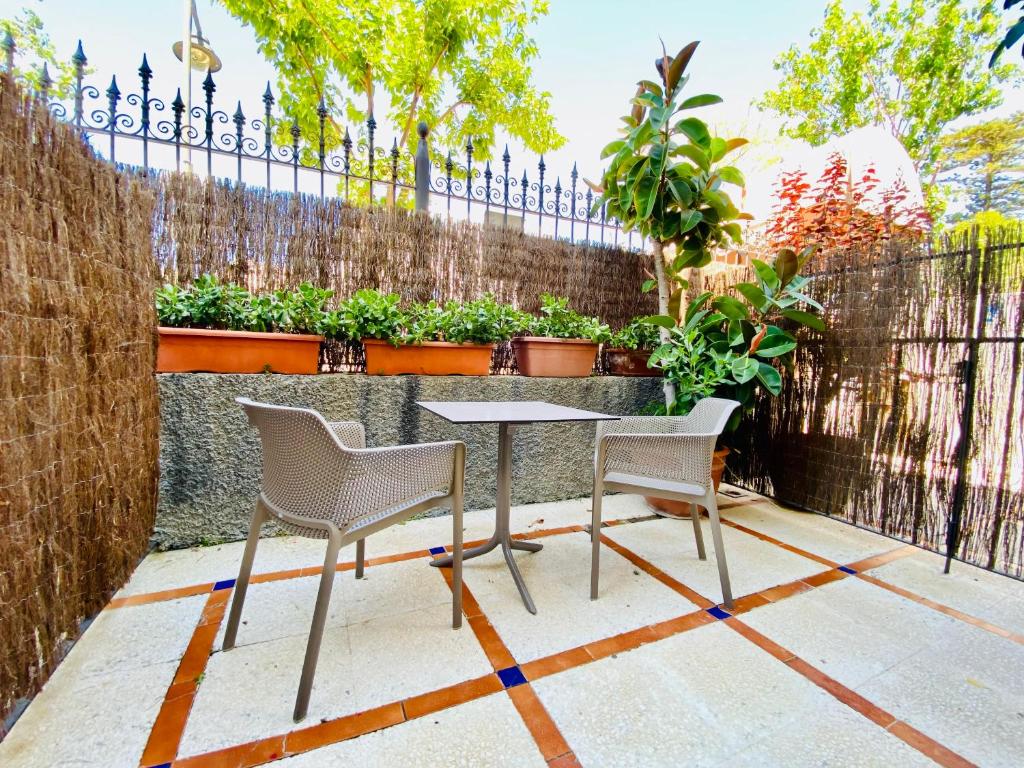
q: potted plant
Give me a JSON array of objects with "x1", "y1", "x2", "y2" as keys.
[
  {"x1": 588, "y1": 40, "x2": 750, "y2": 407},
  {"x1": 348, "y1": 290, "x2": 523, "y2": 375},
  {"x1": 155, "y1": 275, "x2": 328, "y2": 374},
  {"x1": 644, "y1": 247, "x2": 825, "y2": 516},
  {"x1": 604, "y1": 318, "x2": 662, "y2": 376},
  {"x1": 512, "y1": 294, "x2": 609, "y2": 377}
]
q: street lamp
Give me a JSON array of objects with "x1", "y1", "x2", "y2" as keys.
[{"x1": 173, "y1": 0, "x2": 221, "y2": 171}]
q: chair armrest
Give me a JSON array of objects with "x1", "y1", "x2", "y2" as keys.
[
  {"x1": 328, "y1": 421, "x2": 366, "y2": 449},
  {"x1": 597, "y1": 432, "x2": 717, "y2": 489}
]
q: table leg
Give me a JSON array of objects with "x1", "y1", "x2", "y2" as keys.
[{"x1": 430, "y1": 422, "x2": 541, "y2": 614}]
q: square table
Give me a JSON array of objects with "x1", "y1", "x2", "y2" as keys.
[{"x1": 416, "y1": 400, "x2": 618, "y2": 614}]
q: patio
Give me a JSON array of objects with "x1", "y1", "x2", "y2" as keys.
[{"x1": 1, "y1": 487, "x2": 1021, "y2": 768}]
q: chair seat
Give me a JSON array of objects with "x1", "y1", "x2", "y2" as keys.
[
  {"x1": 603, "y1": 471, "x2": 706, "y2": 499},
  {"x1": 278, "y1": 489, "x2": 449, "y2": 540}
]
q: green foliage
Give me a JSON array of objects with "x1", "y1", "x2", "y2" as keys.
[
  {"x1": 401, "y1": 294, "x2": 526, "y2": 345},
  {"x1": 526, "y1": 294, "x2": 610, "y2": 341},
  {"x1": 645, "y1": 248, "x2": 825, "y2": 427},
  {"x1": 760, "y1": 0, "x2": 1019, "y2": 182},
  {"x1": 217, "y1": 0, "x2": 564, "y2": 171},
  {"x1": 155, "y1": 275, "x2": 333, "y2": 334},
  {"x1": 939, "y1": 112, "x2": 1024, "y2": 220},
  {"x1": 592, "y1": 41, "x2": 749, "y2": 265},
  {"x1": 991, "y1": 0, "x2": 1024, "y2": 64},
  {"x1": 334, "y1": 288, "x2": 405, "y2": 341},
  {"x1": 609, "y1": 318, "x2": 662, "y2": 350},
  {"x1": 649, "y1": 313, "x2": 744, "y2": 416},
  {"x1": 0, "y1": 8, "x2": 83, "y2": 98}
]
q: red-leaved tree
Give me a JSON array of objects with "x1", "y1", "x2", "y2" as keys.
[{"x1": 766, "y1": 153, "x2": 931, "y2": 253}]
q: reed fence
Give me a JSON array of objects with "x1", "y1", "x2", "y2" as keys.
[
  {"x1": 0, "y1": 77, "x2": 159, "y2": 731},
  {"x1": 719, "y1": 231, "x2": 1024, "y2": 579}
]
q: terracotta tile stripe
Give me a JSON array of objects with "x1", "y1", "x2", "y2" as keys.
[
  {"x1": 598, "y1": 533, "x2": 715, "y2": 609},
  {"x1": 886, "y1": 721, "x2": 979, "y2": 768},
  {"x1": 433, "y1": 558, "x2": 580, "y2": 767},
  {"x1": 403, "y1": 673, "x2": 505, "y2": 720},
  {"x1": 723, "y1": 618, "x2": 976, "y2": 768},
  {"x1": 844, "y1": 544, "x2": 919, "y2": 572},
  {"x1": 717, "y1": 513, "x2": 1024, "y2": 645},
  {"x1": 718, "y1": 517, "x2": 839, "y2": 567},
  {"x1": 857, "y1": 573, "x2": 1024, "y2": 646},
  {"x1": 520, "y1": 646, "x2": 595, "y2": 681},
  {"x1": 284, "y1": 702, "x2": 405, "y2": 756},
  {"x1": 506, "y1": 684, "x2": 572, "y2": 761},
  {"x1": 547, "y1": 752, "x2": 584, "y2": 768},
  {"x1": 141, "y1": 589, "x2": 231, "y2": 766},
  {"x1": 108, "y1": 583, "x2": 217, "y2": 609},
  {"x1": 172, "y1": 735, "x2": 287, "y2": 768}
]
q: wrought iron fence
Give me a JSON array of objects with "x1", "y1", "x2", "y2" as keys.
[{"x1": 3, "y1": 34, "x2": 641, "y2": 249}]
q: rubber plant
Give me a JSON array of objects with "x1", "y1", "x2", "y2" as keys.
[
  {"x1": 589, "y1": 40, "x2": 751, "y2": 408},
  {"x1": 647, "y1": 246, "x2": 826, "y2": 429}
]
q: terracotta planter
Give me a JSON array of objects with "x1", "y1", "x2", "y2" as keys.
[
  {"x1": 512, "y1": 336, "x2": 598, "y2": 377},
  {"x1": 363, "y1": 338, "x2": 495, "y2": 375},
  {"x1": 605, "y1": 347, "x2": 658, "y2": 377},
  {"x1": 157, "y1": 327, "x2": 322, "y2": 374},
  {"x1": 646, "y1": 447, "x2": 730, "y2": 519}
]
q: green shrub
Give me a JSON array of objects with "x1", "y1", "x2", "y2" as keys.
[
  {"x1": 527, "y1": 294, "x2": 610, "y2": 341},
  {"x1": 610, "y1": 318, "x2": 661, "y2": 350},
  {"x1": 434, "y1": 295, "x2": 527, "y2": 344},
  {"x1": 335, "y1": 288, "x2": 405, "y2": 341},
  {"x1": 155, "y1": 275, "x2": 332, "y2": 335}
]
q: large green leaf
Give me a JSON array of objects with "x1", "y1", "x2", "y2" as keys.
[
  {"x1": 787, "y1": 288, "x2": 824, "y2": 312},
  {"x1": 642, "y1": 314, "x2": 677, "y2": 330},
  {"x1": 751, "y1": 258, "x2": 780, "y2": 291},
  {"x1": 678, "y1": 209, "x2": 702, "y2": 234},
  {"x1": 756, "y1": 362, "x2": 782, "y2": 395},
  {"x1": 716, "y1": 166, "x2": 745, "y2": 186},
  {"x1": 633, "y1": 174, "x2": 658, "y2": 220},
  {"x1": 674, "y1": 117, "x2": 711, "y2": 149},
  {"x1": 668, "y1": 178, "x2": 694, "y2": 207},
  {"x1": 734, "y1": 282, "x2": 769, "y2": 312},
  {"x1": 685, "y1": 291, "x2": 713, "y2": 322},
  {"x1": 731, "y1": 356, "x2": 759, "y2": 384},
  {"x1": 775, "y1": 248, "x2": 798, "y2": 287},
  {"x1": 713, "y1": 295, "x2": 749, "y2": 321},
  {"x1": 600, "y1": 139, "x2": 626, "y2": 159},
  {"x1": 782, "y1": 308, "x2": 825, "y2": 332},
  {"x1": 673, "y1": 144, "x2": 709, "y2": 172},
  {"x1": 680, "y1": 93, "x2": 723, "y2": 109}
]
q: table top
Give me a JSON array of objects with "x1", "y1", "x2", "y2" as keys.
[{"x1": 416, "y1": 400, "x2": 619, "y2": 425}]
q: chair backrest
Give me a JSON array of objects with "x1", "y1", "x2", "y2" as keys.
[
  {"x1": 684, "y1": 397, "x2": 740, "y2": 435},
  {"x1": 236, "y1": 397, "x2": 350, "y2": 522}
]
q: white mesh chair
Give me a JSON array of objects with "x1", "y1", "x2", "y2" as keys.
[
  {"x1": 223, "y1": 398, "x2": 466, "y2": 722},
  {"x1": 591, "y1": 397, "x2": 740, "y2": 608}
]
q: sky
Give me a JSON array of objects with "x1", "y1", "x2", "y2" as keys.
[{"x1": 4, "y1": 0, "x2": 1022, "y2": 220}]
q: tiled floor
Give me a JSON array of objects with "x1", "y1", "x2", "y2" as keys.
[{"x1": 2, "y1": 489, "x2": 1023, "y2": 767}]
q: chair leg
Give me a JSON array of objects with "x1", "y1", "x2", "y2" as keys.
[
  {"x1": 223, "y1": 500, "x2": 266, "y2": 651},
  {"x1": 451, "y1": 493, "x2": 464, "y2": 629},
  {"x1": 355, "y1": 538, "x2": 365, "y2": 579},
  {"x1": 293, "y1": 532, "x2": 342, "y2": 722},
  {"x1": 705, "y1": 494, "x2": 734, "y2": 610},
  {"x1": 590, "y1": 481, "x2": 603, "y2": 600},
  {"x1": 690, "y1": 503, "x2": 707, "y2": 560}
]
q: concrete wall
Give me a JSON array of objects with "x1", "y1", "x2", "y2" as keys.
[{"x1": 156, "y1": 374, "x2": 662, "y2": 549}]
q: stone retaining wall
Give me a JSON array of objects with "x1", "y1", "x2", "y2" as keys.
[{"x1": 156, "y1": 374, "x2": 662, "y2": 549}]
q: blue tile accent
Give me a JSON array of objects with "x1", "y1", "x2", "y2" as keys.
[
  {"x1": 429, "y1": 546, "x2": 447, "y2": 555},
  {"x1": 838, "y1": 565, "x2": 858, "y2": 575},
  {"x1": 212, "y1": 579, "x2": 236, "y2": 591},
  {"x1": 497, "y1": 665, "x2": 527, "y2": 688},
  {"x1": 146, "y1": 763, "x2": 173, "y2": 768},
  {"x1": 707, "y1": 606, "x2": 731, "y2": 620}
]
